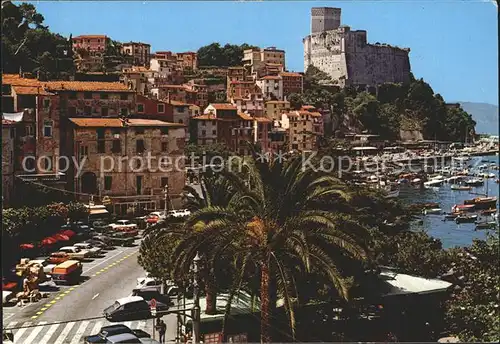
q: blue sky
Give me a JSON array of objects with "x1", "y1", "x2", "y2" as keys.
[{"x1": 32, "y1": 1, "x2": 498, "y2": 105}]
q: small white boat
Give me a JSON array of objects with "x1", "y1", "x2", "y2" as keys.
[
  {"x1": 423, "y1": 208, "x2": 442, "y2": 215},
  {"x1": 384, "y1": 189, "x2": 400, "y2": 199},
  {"x1": 464, "y1": 178, "x2": 484, "y2": 186},
  {"x1": 424, "y1": 179, "x2": 444, "y2": 188}
]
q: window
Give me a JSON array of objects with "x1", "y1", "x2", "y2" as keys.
[
  {"x1": 79, "y1": 145, "x2": 88, "y2": 157},
  {"x1": 101, "y1": 107, "x2": 108, "y2": 117},
  {"x1": 294, "y1": 123, "x2": 297, "y2": 127},
  {"x1": 68, "y1": 107, "x2": 76, "y2": 116},
  {"x1": 42, "y1": 156, "x2": 53, "y2": 171},
  {"x1": 137, "y1": 104, "x2": 145, "y2": 113},
  {"x1": 178, "y1": 119, "x2": 183, "y2": 124},
  {"x1": 160, "y1": 127, "x2": 169, "y2": 135},
  {"x1": 161, "y1": 177, "x2": 169, "y2": 188},
  {"x1": 135, "y1": 128, "x2": 145, "y2": 135},
  {"x1": 43, "y1": 120, "x2": 53, "y2": 137},
  {"x1": 201, "y1": 130, "x2": 206, "y2": 136},
  {"x1": 136, "y1": 139, "x2": 145, "y2": 153},
  {"x1": 120, "y1": 93, "x2": 129, "y2": 101},
  {"x1": 104, "y1": 176, "x2": 112, "y2": 190},
  {"x1": 100, "y1": 93, "x2": 109, "y2": 100},
  {"x1": 201, "y1": 122, "x2": 206, "y2": 126},
  {"x1": 25, "y1": 125, "x2": 33, "y2": 136},
  {"x1": 212, "y1": 130, "x2": 216, "y2": 135},
  {"x1": 84, "y1": 92, "x2": 92, "y2": 99},
  {"x1": 161, "y1": 142, "x2": 168, "y2": 152},
  {"x1": 43, "y1": 99, "x2": 50, "y2": 108},
  {"x1": 69, "y1": 92, "x2": 77, "y2": 100},
  {"x1": 178, "y1": 107, "x2": 185, "y2": 113},
  {"x1": 157, "y1": 104, "x2": 165, "y2": 113},
  {"x1": 112, "y1": 139, "x2": 121, "y2": 153},
  {"x1": 84, "y1": 106, "x2": 91, "y2": 114},
  {"x1": 212, "y1": 120, "x2": 216, "y2": 126},
  {"x1": 120, "y1": 108, "x2": 128, "y2": 116}
]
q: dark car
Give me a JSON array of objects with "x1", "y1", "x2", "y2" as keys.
[
  {"x1": 104, "y1": 296, "x2": 169, "y2": 322},
  {"x1": 131, "y1": 329, "x2": 151, "y2": 339},
  {"x1": 84, "y1": 324, "x2": 133, "y2": 343},
  {"x1": 131, "y1": 289, "x2": 172, "y2": 307},
  {"x1": 85, "y1": 239, "x2": 115, "y2": 251},
  {"x1": 109, "y1": 232, "x2": 135, "y2": 246}
]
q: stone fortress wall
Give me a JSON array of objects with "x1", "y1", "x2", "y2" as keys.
[{"x1": 304, "y1": 7, "x2": 411, "y2": 87}]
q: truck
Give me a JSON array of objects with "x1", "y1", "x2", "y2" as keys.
[{"x1": 51, "y1": 260, "x2": 83, "y2": 284}]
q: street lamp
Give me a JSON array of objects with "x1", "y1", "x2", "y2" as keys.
[
  {"x1": 192, "y1": 252, "x2": 201, "y2": 344},
  {"x1": 163, "y1": 184, "x2": 169, "y2": 213}
]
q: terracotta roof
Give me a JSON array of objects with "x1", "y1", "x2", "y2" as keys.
[
  {"x1": 285, "y1": 112, "x2": 299, "y2": 118},
  {"x1": 238, "y1": 113, "x2": 253, "y2": 121},
  {"x1": 266, "y1": 100, "x2": 290, "y2": 104},
  {"x1": 260, "y1": 76, "x2": 281, "y2": 80},
  {"x1": 156, "y1": 84, "x2": 186, "y2": 89},
  {"x1": 169, "y1": 100, "x2": 190, "y2": 106},
  {"x1": 192, "y1": 115, "x2": 217, "y2": 121},
  {"x1": 254, "y1": 117, "x2": 272, "y2": 123},
  {"x1": 73, "y1": 35, "x2": 107, "y2": 39},
  {"x1": 69, "y1": 118, "x2": 182, "y2": 128},
  {"x1": 265, "y1": 63, "x2": 283, "y2": 66},
  {"x1": 301, "y1": 105, "x2": 315, "y2": 110},
  {"x1": 2, "y1": 74, "x2": 131, "y2": 92},
  {"x1": 230, "y1": 81, "x2": 255, "y2": 85},
  {"x1": 209, "y1": 103, "x2": 237, "y2": 110},
  {"x1": 12, "y1": 86, "x2": 54, "y2": 96},
  {"x1": 280, "y1": 72, "x2": 302, "y2": 77},
  {"x1": 298, "y1": 111, "x2": 322, "y2": 118}
]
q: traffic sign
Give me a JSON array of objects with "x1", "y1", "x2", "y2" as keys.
[{"x1": 150, "y1": 298, "x2": 157, "y2": 316}]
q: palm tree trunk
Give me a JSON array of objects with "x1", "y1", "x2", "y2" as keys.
[
  {"x1": 205, "y1": 277, "x2": 217, "y2": 315},
  {"x1": 260, "y1": 259, "x2": 271, "y2": 343}
]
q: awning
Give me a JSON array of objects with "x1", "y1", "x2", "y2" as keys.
[
  {"x1": 60, "y1": 230, "x2": 76, "y2": 237},
  {"x1": 54, "y1": 233, "x2": 70, "y2": 241},
  {"x1": 19, "y1": 243, "x2": 35, "y2": 249},
  {"x1": 41, "y1": 236, "x2": 59, "y2": 245},
  {"x1": 2, "y1": 112, "x2": 24, "y2": 122},
  {"x1": 90, "y1": 209, "x2": 109, "y2": 215},
  {"x1": 352, "y1": 146, "x2": 378, "y2": 151}
]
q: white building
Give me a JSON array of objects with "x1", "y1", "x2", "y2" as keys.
[{"x1": 256, "y1": 76, "x2": 283, "y2": 101}]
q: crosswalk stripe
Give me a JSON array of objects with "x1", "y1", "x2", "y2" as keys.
[
  {"x1": 12, "y1": 321, "x2": 31, "y2": 343},
  {"x1": 5, "y1": 321, "x2": 17, "y2": 330},
  {"x1": 20, "y1": 321, "x2": 47, "y2": 344},
  {"x1": 53, "y1": 322, "x2": 75, "y2": 344},
  {"x1": 69, "y1": 320, "x2": 90, "y2": 344},
  {"x1": 38, "y1": 323, "x2": 60, "y2": 344},
  {"x1": 90, "y1": 321, "x2": 103, "y2": 337},
  {"x1": 124, "y1": 321, "x2": 132, "y2": 328},
  {"x1": 136, "y1": 321, "x2": 146, "y2": 330}
]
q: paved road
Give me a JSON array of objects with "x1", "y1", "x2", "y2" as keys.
[{"x1": 3, "y1": 239, "x2": 179, "y2": 343}]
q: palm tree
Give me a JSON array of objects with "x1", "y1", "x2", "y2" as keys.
[{"x1": 174, "y1": 152, "x2": 368, "y2": 342}]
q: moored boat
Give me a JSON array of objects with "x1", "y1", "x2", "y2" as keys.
[
  {"x1": 451, "y1": 185, "x2": 472, "y2": 191},
  {"x1": 464, "y1": 178, "x2": 484, "y2": 186},
  {"x1": 481, "y1": 208, "x2": 497, "y2": 215},
  {"x1": 475, "y1": 221, "x2": 498, "y2": 230},
  {"x1": 423, "y1": 208, "x2": 442, "y2": 215},
  {"x1": 444, "y1": 213, "x2": 460, "y2": 220},
  {"x1": 452, "y1": 204, "x2": 476, "y2": 213},
  {"x1": 424, "y1": 179, "x2": 444, "y2": 188},
  {"x1": 455, "y1": 214, "x2": 478, "y2": 224},
  {"x1": 464, "y1": 197, "x2": 498, "y2": 210}
]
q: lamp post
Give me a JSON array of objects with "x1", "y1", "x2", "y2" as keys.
[
  {"x1": 164, "y1": 184, "x2": 169, "y2": 213},
  {"x1": 192, "y1": 252, "x2": 201, "y2": 344}
]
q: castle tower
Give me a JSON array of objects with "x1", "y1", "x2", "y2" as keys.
[{"x1": 311, "y1": 7, "x2": 341, "y2": 34}]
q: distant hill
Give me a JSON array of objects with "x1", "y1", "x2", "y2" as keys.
[{"x1": 459, "y1": 102, "x2": 499, "y2": 136}]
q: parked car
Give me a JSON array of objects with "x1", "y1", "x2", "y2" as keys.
[
  {"x1": 2, "y1": 291, "x2": 15, "y2": 304},
  {"x1": 51, "y1": 260, "x2": 83, "y2": 284},
  {"x1": 109, "y1": 232, "x2": 136, "y2": 246},
  {"x1": 28, "y1": 258, "x2": 57, "y2": 274},
  {"x1": 131, "y1": 330, "x2": 150, "y2": 339},
  {"x1": 85, "y1": 239, "x2": 115, "y2": 251},
  {"x1": 131, "y1": 289, "x2": 171, "y2": 307},
  {"x1": 48, "y1": 252, "x2": 71, "y2": 265},
  {"x1": 73, "y1": 243, "x2": 102, "y2": 257},
  {"x1": 135, "y1": 277, "x2": 162, "y2": 291},
  {"x1": 59, "y1": 246, "x2": 91, "y2": 261},
  {"x1": 103, "y1": 296, "x2": 169, "y2": 322},
  {"x1": 105, "y1": 333, "x2": 141, "y2": 343},
  {"x1": 92, "y1": 220, "x2": 111, "y2": 233},
  {"x1": 84, "y1": 324, "x2": 134, "y2": 343},
  {"x1": 109, "y1": 220, "x2": 138, "y2": 231}
]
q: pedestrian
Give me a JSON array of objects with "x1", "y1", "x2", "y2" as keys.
[{"x1": 158, "y1": 320, "x2": 167, "y2": 343}]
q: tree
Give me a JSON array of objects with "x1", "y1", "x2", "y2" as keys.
[
  {"x1": 197, "y1": 42, "x2": 258, "y2": 67},
  {"x1": 174, "y1": 153, "x2": 368, "y2": 342}
]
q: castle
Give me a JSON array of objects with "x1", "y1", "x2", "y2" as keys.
[{"x1": 303, "y1": 7, "x2": 411, "y2": 87}]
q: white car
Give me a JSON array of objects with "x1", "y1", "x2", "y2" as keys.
[
  {"x1": 166, "y1": 209, "x2": 191, "y2": 219},
  {"x1": 59, "y1": 246, "x2": 91, "y2": 260},
  {"x1": 135, "y1": 277, "x2": 162, "y2": 291},
  {"x1": 73, "y1": 243, "x2": 102, "y2": 257},
  {"x1": 109, "y1": 220, "x2": 138, "y2": 230},
  {"x1": 149, "y1": 211, "x2": 166, "y2": 220},
  {"x1": 2, "y1": 291, "x2": 14, "y2": 304}
]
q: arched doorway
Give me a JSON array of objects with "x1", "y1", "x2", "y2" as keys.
[{"x1": 81, "y1": 172, "x2": 97, "y2": 195}]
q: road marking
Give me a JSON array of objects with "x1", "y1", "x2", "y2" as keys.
[
  {"x1": 63, "y1": 290, "x2": 71, "y2": 294},
  {"x1": 70, "y1": 320, "x2": 90, "y2": 344},
  {"x1": 90, "y1": 320, "x2": 103, "y2": 337},
  {"x1": 124, "y1": 321, "x2": 132, "y2": 328},
  {"x1": 12, "y1": 321, "x2": 31, "y2": 342},
  {"x1": 36, "y1": 311, "x2": 43, "y2": 315},
  {"x1": 92, "y1": 293, "x2": 100, "y2": 300},
  {"x1": 136, "y1": 321, "x2": 146, "y2": 330},
  {"x1": 38, "y1": 323, "x2": 60, "y2": 344},
  {"x1": 69, "y1": 287, "x2": 76, "y2": 291},
  {"x1": 96, "y1": 271, "x2": 101, "y2": 275},
  {"x1": 53, "y1": 321, "x2": 75, "y2": 344},
  {"x1": 83, "y1": 249, "x2": 136, "y2": 274},
  {"x1": 40, "y1": 307, "x2": 48, "y2": 311},
  {"x1": 20, "y1": 321, "x2": 47, "y2": 344},
  {"x1": 50, "y1": 300, "x2": 57, "y2": 304},
  {"x1": 5, "y1": 321, "x2": 17, "y2": 330},
  {"x1": 44, "y1": 303, "x2": 52, "y2": 307},
  {"x1": 31, "y1": 316, "x2": 38, "y2": 319}
]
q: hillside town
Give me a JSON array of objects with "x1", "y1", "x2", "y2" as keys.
[{"x1": 2, "y1": 3, "x2": 499, "y2": 344}]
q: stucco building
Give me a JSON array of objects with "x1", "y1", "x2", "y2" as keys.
[
  {"x1": 303, "y1": 7, "x2": 411, "y2": 87},
  {"x1": 67, "y1": 118, "x2": 186, "y2": 214},
  {"x1": 243, "y1": 47, "x2": 286, "y2": 77},
  {"x1": 256, "y1": 76, "x2": 283, "y2": 101},
  {"x1": 280, "y1": 72, "x2": 304, "y2": 97},
  {"x1": 72, "y1": 35, "x2": 109, "y2": 72},
  {"x1": 265, "y1": 100, "x2": 291, "y2": 120},
  {"x1": 121, "y1": 42, "x2": 151, "y2": 67}
]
